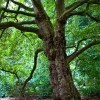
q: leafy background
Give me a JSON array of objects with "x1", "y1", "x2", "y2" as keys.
[{"x1": 0, "y1": 0, "x2": 100, "y2": 97}]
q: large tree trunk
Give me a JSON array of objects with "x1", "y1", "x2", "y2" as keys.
[
  {"x1": 44, "y1": 24, "x2": 81, "y2": 99},
  {"x1": 49, "y1": 59, "x2": 81, "y2": 100},
  {"x1": 46, "y1": 44, "x2": 81, "y2": 99}
]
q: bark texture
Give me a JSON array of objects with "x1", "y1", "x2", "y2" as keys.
[{"x1": 45, "y1": 25, "x2": 81, "y2": 99}]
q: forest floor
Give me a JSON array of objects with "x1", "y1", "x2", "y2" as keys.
[
  {"x1": 81, "y1": 96, "x2": 100, "y2": 100},
  {"x1": 0, "y1": 96, "x2": 100, "y2": 100}
]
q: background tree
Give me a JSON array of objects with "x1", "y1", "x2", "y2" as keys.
[{"x1": 0, "y1": 0, "x2": 100, "y2": 99}]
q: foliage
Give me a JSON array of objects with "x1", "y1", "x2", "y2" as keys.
[
  {"x1": 72, "y1": 46, "x2": 100, "y2": 95},
  {"x1": 0, "y1": 0, "x2": 100, "y2": 98}
]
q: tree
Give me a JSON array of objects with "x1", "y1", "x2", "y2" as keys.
[{"x1": 0, "y1": 0, "x2": 100, "y2": 99}]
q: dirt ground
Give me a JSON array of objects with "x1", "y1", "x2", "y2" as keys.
[
  {"x1": 81, "y1": 96, "x2": 100, "y2": 100},
  {"x1": 0, "y1": 96, "x2": 100, "y2": 100}
]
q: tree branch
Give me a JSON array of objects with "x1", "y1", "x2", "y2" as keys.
[
  {"x1": 0, "y1": 8, "x2": 35, "y2": 17},
  {"x1": 69, "y1": 11, "x2": 100, "y2": 22},
  {"x1": 0, "y1": 0, "x2": 10, "y2": 22},
  {"x1": 19, "y1": 20, "x2": 36, "y2": 25},
  {"x1": 0, "y1": 68, "x2": 20, "y2": 82},
  {"x1": 22, "y1": 48, "x2": 43, "y2": 90},
  {"x1": 14, "y1": 5, "x2": 20, "y2": 21},
  {"x1": 60, "y1": 0, "x2": 100, "y2": 21},
  {"x1": 86, "y1": 13, "x2": 100, "y2": 22},
  {"x1": 59, "y1": 0, "x2": 87, "y2": 21},
  {"x1": 0, "y1": 21, "x2": 39, "y2": 33},
  {"x1": 88, "y1": 0, "x2": 100, "y2": 5},
  {"x1": 75, "y1": 38, "x2": 87, "y2": 52},
  {"x1": 65, "y1": 0, "x2": 87, "y2": 11},
  {"x1": 74, "y1": 35, "x2": 100, "y2": 51},
  {"x1": 31, "y1": 0, "x2": 47, "y2": 18},
  {"x1": 69, "y1": 11, "x2": 86, "y2": 17},
  {"x1": 56, "y1": 0, "x2": 65, "y2": 18},
  {"x1": 65, "y1": 0, "x2": 99, "y2": 11},
  {"x1": 31, "y1": 0, "x2": 44, "y2": 12},
  {"x1": 0, "y1": 29, "x2": 5, "y2": 39},
  {"x1": 74, "y1": 36, "x2": 100, "y2": 52},
  {"x1": 10, "y1": 0, "x2": 33, "y2": 11},
  {"x1": 67, "y1": 40, "x2": 100, "y2": 63},
  {"x1": 66, "y1": 45, "x2": 76, "y2": 49}
]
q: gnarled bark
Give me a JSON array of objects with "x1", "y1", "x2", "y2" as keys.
[
  {"x1": 44, "y1": 22, "x2": 81, "y2": 99},
  {"x1": 49, "y1": 60, "x2": 81, "y2": 100}
]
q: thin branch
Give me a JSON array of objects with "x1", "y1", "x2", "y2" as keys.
[
  {"x1": 10, "y1": 0, "x2": 33, "y2": 11},
  {"x1": 0, "y1": 0, "x2": 10, "y2": 23},
  {"x1": 68, "y1": 36, "x2": 100, "y2": 52},
  {"x1": 15, "y1": 5, "x2": 20, "y2": 21},
  {"x1": 0, "y1": 8, "x2": 35, "y2": 17},
  {"x1": 69, "y1": 11, "x2": 86, "y2": 17},
  {"x1": 1, "y1": 15, "x2": 19, "y2": 22},
  {"x1": 22, "y1": 48, "x2": 43, "y2": 90},
  {"x1": 75, "y1": 38, "x2": 87, "y2": 52},
  {"x1": 69, "y1": 11, "x2": 100, "y2": 22},
  {"x1": 66, "y1": 45, "x2": 76, "y2": 49},
  {"x1": 86, "y1": 13, "x2": 100, "y2": 22},
  {"x1": 18, "y1": 20, "x2": 36, "y2": 25},
  {"x1": 20, "y1": 31, "x2": 33, "y2": 44},
  {"x1": 0, "y1": 68, "x2": 20, "y2": 82},
  {"x1": 67, "y1": 40, "x2": 100, "y2": 63},
  {"x1": 88, "y1": 0, "x2": 100, "y2": 5},
  {"x1": 0, "y1": 29, "x2": 5, "y2": 39},
  {"x1": 75, "y1": 35, "x2": 100, "y2": 52}
]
